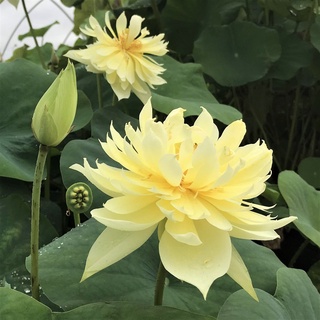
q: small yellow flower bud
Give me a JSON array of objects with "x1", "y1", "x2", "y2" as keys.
[{"x1": 31, "y1": 60, "x2": 77, "y2": 146}]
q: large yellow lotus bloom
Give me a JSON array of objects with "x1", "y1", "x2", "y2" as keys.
[
  {"x1": 65, "y1": 11, "x2": 168, "y2": 103},
  {"x1": 71, "y1": 100, "x2": 296, "y2": 300}
]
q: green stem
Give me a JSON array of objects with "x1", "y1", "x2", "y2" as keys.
[
  {"x1": 284, "y1": 86, "x2": 301, "y2": 168},
  {"x1": 96, "y1": 74, "x2": 103, "y2": 109},
  {"x1": 245, "y1": 0, "x2": 251, "y2": 21},
  {"x1": 31, "y1": 144, "x2": 49, "y2": 300},
  {"x1": 21, "y1": 0, "x2": 46, "y2": 69},
  {"x1": 150, "y1": 0, "x2": 163, "y2": 32},
  {"x1": 112, "y1": 93, "x2": 117, "y2": 106},
  {"x1": 154, "y1": 261, "x2": 166, "y2": 306},
  {"x1": 73, "y1": 212, "x2": 81, "y2": 227},
  {"x1": 288, "y1": 238, "x2": 309, "y2": 268},
  {"x1": 44, "y1": 149, "x2": 51, "y2": 200}
]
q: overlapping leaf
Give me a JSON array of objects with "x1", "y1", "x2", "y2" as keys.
[{"x1": 278, "y1": 171, "x2": 320, "y2": 247}]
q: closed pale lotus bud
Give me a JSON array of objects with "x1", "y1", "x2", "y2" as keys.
[{"x1": 32, "y1": 60, "x2": 77, "y2": 146}]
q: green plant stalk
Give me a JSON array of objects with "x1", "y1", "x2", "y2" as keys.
[
  {"x1": 288, "y1": 238, "x2": 309, "y2": 267},
  {"x1": 284, "y1": 86, "x2": 300, "y2": 169},
  {"x1": 112, "y1": 93, "x2": 117, "y2": 106},
  {"x1": 151, "y1": 0, "x2": 163, "y2": 33},
  {"x1": 21, "y1": 0, "x2": 46, "y2": 69},
  {"x1": 31, "y1": 144, "x2": 49, "y2": 300},
  {"x1": 96, "y1": 73, "x2": 103, "y2": 109},
  {"x1": 154, "y1": 261, "x2": 166, "y2": 306},
  {"x1": 44, "y1": 149, "x2": 51, "y2": 200},
  {"x1": 73, "y1": 212, "x2": 81, "y2": 227},
  {"x1": 245, "y1": 0, "x2": 251, "y2": 21}
]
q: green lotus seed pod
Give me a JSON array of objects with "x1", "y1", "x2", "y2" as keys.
[{"x1": 66, "y1": 182, "x2": 93, "y2": 214}]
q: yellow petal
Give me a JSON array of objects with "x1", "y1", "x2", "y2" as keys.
[
  {"x1": 188, "y1": 138, "x2": 219, "y2": 189},
  {"x1": 105, "y1": 11, "x2": 117, "y2": 38},
  {"x1": 225, "y1": 208, "x2": 297, "y2": 240},
  {"x1": 165, "y1": 217, "x2": 202, "y2": 246},
  {"x1": 140, "y1": 129, "x2": 166, "y2": 171},
  {"x1": 171, "y1": 192, "x2": 209, "y2": 219},
  {"x1": 193, "y1": 107, "x2": 219, "y2": 142},
  {"x1": 158, "y1": 154, "x2": 182, "y2": 187},
  {"x1": 127, "y1": 15, "x2": 144, "y2": 43},
  {"x1": 92, "y1": 202, "x2": 164, "y2": 231},
  {"x1": 70, "y1": 159, "x2": 122, "y2": 197},
  {"x1": 139, "y1": 99, "x2": 153, "y2": 133},
  {"x1": 159, "y1": 220, "x2": 231, "y2": 299},
  {"x1": 104, "y1": 195, "x2": 157, "y2": 214},
  {"x1": 81, "y1": 226, "x2": 156, "y2": 281},
  {"x1": 230, "y1": 226, "x2": 282, "y2": 240},
  {"x1": 156, "y1": 199, "x2": 185, "y2": 222},
  {"x1": 216, "y1": 120, "x2": 246, "y2": 151},
  {"x1": 227, "y1": 245, "x2": 258, "y2": 301},
  {"x1": 116, "y1": 12, "x2": 127, "y2": 36}
]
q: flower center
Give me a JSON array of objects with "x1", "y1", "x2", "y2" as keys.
[{"x1": 118, "y1": 29, "x2": 142, "y2": 53}]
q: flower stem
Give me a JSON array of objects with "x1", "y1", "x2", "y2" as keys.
[
  {"x1": 31, "y1": 144, "x2": 49, "y2": 300},
  {"x1": 96, "y1": 73, "x2": 103, "y2": 109},
  {"x1": 73, "y1": 212, "x2": 81, "y2": 227},
  {"x1": 154, "y1": 261, "x2": 166, "y2": 306},
  {"x1": 288, "y1": 238, "x2": 309, "y2": 268},
  {"x1": 21, "y1": 0, "x2": 46, "y2": 69},
  {"x1": 112, "y1": 93, "x2": 117, "y2": 107},
  {"x1": 284, "y1": 85, "x2": 300, "y2": 169}
]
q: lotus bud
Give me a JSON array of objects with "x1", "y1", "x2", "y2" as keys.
[{"x1": 31, "y1": 60, "x2": 77, "y2": 146}]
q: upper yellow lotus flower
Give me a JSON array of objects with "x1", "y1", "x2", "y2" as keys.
[
  {"x1": 32, "y1": 60, "x2": 77, "y2": 147},
  {"x1": 71, "y1": 99, "x2": 296, "y2": 300},
  {"x1": 65, "y1": 11, "x2": 168, "y2": 103}
]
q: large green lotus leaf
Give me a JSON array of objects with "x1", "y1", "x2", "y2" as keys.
[
  {"x1": 274, "y1": 268, "x2": 320, "y2": 319},
  {"x1": 0, "y1": 59, "x2": 92, "y2": 181},
  {"x1": 278, "y1": 170, "x2": 320, "y2": 247},
  {"x1": 217, "y1": 268, "x2": 320, "y2": 320},
  {"x1": 0, "y1": 194, "x2": 58, "y2": 278},
  {"x1": 259, "y1": 0, "x2": 313, "y2": 21},
  {"x1": 217, "y1": 289, "x2": 290, "y2": 320},
  {"x1": 267, "y1": 32, "x2": 313, "y2": 80},
  {"x1": 308, "y1": 260, "x2": 320, "y2": 292},
  {"x1": 53, "y1": 302, "x2": 216, "y2": 320},
  {"x1": 193, "y1": 21, "x2": 281, "y2": 86},
  {"x1": 152, "y1": 56, "x2": 242, "y2": 125},
  {"x1": 161, "y1": 0, "x2": 245, "y2": 55},
  {"x1": 298, "y1": 157, "x2": 320, "y2": 189},
  {"x1": 0, "y1": 288, "x2": 51, "y2": 320},
  {"x1": 0, "y1": 288, "x2": 215, "y2": 320},
  {"x1": 27, "y1": 218, "x2": 284, "y2": 316},
  {"x1": 161, "y1": 0, "x2": 208, "y2": 55}
]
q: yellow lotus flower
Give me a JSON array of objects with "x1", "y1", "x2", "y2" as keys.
[
  {"x1": 71, "y1": 100, "x2": 296, "y2": 300},
  {"x1": 65, "y1": 11, "x2": 168, "y2": 103}
]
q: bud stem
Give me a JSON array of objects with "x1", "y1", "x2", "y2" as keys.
[
  {"x1": 31, "y1": 144, "x2": 49, "y2": 300},
  {"x1": 154, "y1": 260, "x2": 166, "y2": 306},
  {"x1": 96, "y1": 74, "x2": 103, "y2": 109},
  {"x1": 73, "y1": 212, "x2": 81, "y2": 227}
]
